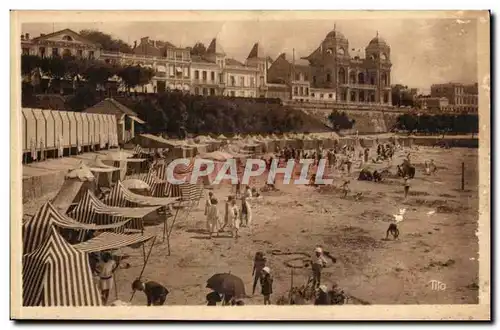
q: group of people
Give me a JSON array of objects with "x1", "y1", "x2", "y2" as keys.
[{"x1": 204, "y1": 185, "x2": 255, "y2": 239}]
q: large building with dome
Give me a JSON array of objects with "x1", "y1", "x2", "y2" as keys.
[{"x1": 267, "y1": 28, "x2": 393, "y2": 105}]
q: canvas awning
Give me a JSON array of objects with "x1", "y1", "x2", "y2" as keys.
[{"x1": 73, "y1": 232, "x2": 156, "y2": 253}]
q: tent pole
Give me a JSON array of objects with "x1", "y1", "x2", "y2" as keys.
[
  {"x1": 130, "y1": 236, "x2": 156, "y2": 303},
  {"x1": 166, "y1": 201, "x2": 181, "y2": 239}
]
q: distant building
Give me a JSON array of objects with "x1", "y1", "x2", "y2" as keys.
[
  {"x1": 416, "y1": 96, "x2": 450, "y2": 111},
  {"x1": 430, "y1": 82, "x2": 478, "y2": 113},
  {"x1": 267, "y1": 28, "x2": 392, "y2": 105},
  {"x1": 21, "y1": 29, "x2": 101, "y2": 59}
]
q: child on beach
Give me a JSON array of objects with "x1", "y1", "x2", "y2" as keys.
[
  {"x1": 252, "y1": 252, "x2": 267, "y2": 295},
  {"x1": 403, "y1": 176, "x2": 411, "y2": 199},
  {"x1": 260, "y1": 267, "x2": 273, "y2": 305}
]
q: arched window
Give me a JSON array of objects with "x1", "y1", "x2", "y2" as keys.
[
  {"x1": 349, "y1": 71, "x2": 356, "y2": 84},
  {"x1": 338, "y1": 68, "x2": 346, "y2": 84},
  {"x1": 350, "y1": 91, "x2": 356, "y2": 102},
  {"x1": 381, "y1": 73, "x2": 388, "y2": 86},
  {"x1": 358, "y1": 72, "x2": 365, "y2": 84},
  {"x1": 62, "y1": 35, "x2": 73, "y2": 41},
  {"x1": 326, "y1": 48, "x2": 333, "y2": 54},
  {"x1": 338, "y1": 47, "x2": 345, "y2": 55},
  {"x1": 380, "y1": 53, "x2": 387, "y2": 60},
  {"x1": 62, "y1": 48, "x2": 71, "y2": 57}
]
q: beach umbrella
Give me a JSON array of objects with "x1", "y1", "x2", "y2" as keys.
[{"x1": 206, "y1": 273, "x2": 247, "y2": 298}]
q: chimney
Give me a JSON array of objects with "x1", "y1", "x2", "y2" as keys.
[
  {"x1": 40, "y1": 33, "x2": 45, "y2": 37},
  {"x1": 133, "y1": 40, "x2": 137, "y2": 48},
  {"x1": 25, "y1": 33, "x2": 30, "y2": 40}
]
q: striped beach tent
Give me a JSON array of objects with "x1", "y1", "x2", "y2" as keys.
[
  {"x1": 23, "y1": 227, "x2": 102, "y2": 306},
  {"x1": 104, "y1": 181, "x2": 179, "y2": 208},
  {"x1": 69, "y1": 190, "x2": 161, "y2": 237},
  {"x1": 23, "y1": 202, "x2": 129, "y2": 255}
]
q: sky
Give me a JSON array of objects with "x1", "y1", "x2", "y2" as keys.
[{"x1": 22, "y1": 18, "x2": 479, "y2": 92}]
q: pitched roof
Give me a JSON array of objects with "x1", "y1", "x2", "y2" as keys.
[
  {"x1": 31, "y1": 28, "x2": 99, "y2": 46},
  {"x1": 247, "y1": 42, "x2": 264, "y2": 59},
  {"x1": 191, "y1": 55, "x2": 215, "y2": 64},
  {"x1": 84, "y1": 98, "x2": 138, "y2": 118},
  {"x1": 225, "y1": 58, "x2": 245, "y2": 66},
  {"x1": 206, "y1": 38, "x2": 225, "y2": 55}
]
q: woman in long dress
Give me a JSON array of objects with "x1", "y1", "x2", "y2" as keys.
[
  {"x1": 241, "y1": 186, "x2": 253, "y2": 227},
  {"x1": 206, "y1": 198, "x2": 220, "y2": 239},
  {"x1": 229, "y1": 199, "x2": 240, "y2": 239}
]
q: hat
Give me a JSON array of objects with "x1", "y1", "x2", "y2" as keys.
[
  {"x1": 319, "y1": 285, "x2": 328, "y2": 293},
  {"x1": 315, "y1": 247, "x2": 323, "y2": 253},
  {"x1": 262, "y1": 266, "x2": 270, "y2": 274}
]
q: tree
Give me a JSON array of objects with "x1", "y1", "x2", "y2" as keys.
[
  {"x1": 190, "y1": 42, "x2": 207, "y2": 56},
  {"x1": 117, "y1": 65, "x2": 154, "y2": 92},
  {"x1": 21, "y1": 55, "x2": 40, "y2": 77},
  {"x1": 79, "y1": 29, "x2": 133, "y2": 53}
]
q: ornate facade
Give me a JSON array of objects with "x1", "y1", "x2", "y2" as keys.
[{"x1": 267, "y1": 28, "x2": 393, "y2": 105}]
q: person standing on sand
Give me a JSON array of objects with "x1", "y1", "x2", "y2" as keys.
[
  {"x1": 252, "y1": 252, "x2": 267, "y2": 295},
  {"x1": 96, "y1": 252, "x2": 120, "y2": 305},
  {"x1": 260, "y1": 267, "x2": 273, "y2": 305},
  {"x1": 341, "y1": 180, "x2": 350, "y2": 199},
  {"x1": 204, "y1": 192, "x2": 214, "y2": 216},
  {"x1": 220, "y1": 195, "x2": 233, "y2": 232},
  {"x1": 403, "y1": 176, "x2": 411, "y2": 199},
  {"x1": 229, "y1": 198, "x2": 240, "y2": 239},
  {"x1": 241, "y1": 186, "x2": 253, "y2": 227},
  {"x1": 311, "y1": 247, "x2": 328, "y2": 289},
  {"x1": 206, "y1": 198, "x2": 220, "y2": 239}
]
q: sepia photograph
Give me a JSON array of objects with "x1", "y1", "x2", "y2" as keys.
[{"x1": 10, "y1": 10, "x2": 490, "y2": 320}]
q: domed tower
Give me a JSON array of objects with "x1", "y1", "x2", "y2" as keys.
[
  {"x1": 365, "y1": 32, "x2": 392, "y2": 104},
  {"x1": 302, "y1": 26, "x2": 350, "y2": 89}
]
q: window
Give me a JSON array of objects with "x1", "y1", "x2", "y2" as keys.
[
  {"x1": 230, "y1": 76, "x2": 235, "y2": 86},
  {"x1": 184, "y1": 67, "x2": 189, "y2": 77},
  {"x1": 52, "y1": 47, "x2": 59, "y2": 57},
  {"x1": 294, "y1": 87, "x2": 298, "y2": 95},
  {"x1": 338, "y1": 47, "x2": 345, "y2": 55},
  {"x1": 169, "y1": 65, "x2": 175, "y2": 77},
  {"x1": 295, "y1": 73, "x2": 300, "y2": 81},
  {"x1": 240, "y1": 77, "x2": 245, "y2": 86},
  {"x1": 349, "y1": 72, "x2": 356, "y2": 84},
  {"x1": 326, "y1": 48, "x2": 333, "y2": 54},
  {"x1": 203, "y1": 88, "x2": 208, "y2": 96},
  {"x1": 260, "y1": 76, "x2": 264, "y2": 86},
  {"x1": 88, "y1": 51, "x2": 94, "y2": 59},
  {"x1": 313, "y1": 76, "x2": 316, "y2": 84},
  {"x1": 77, "y1": 49, "x2": 83, "y2": 58},
  {"x1": 230, "y1": 91, "x2": 235, "y2": 97},
  {"x1": 194, "y1": 87, "x2": 199, "y2": 95},
  {"x1": 326, "y1": 73, "x2": 331, "y2": 82},
  {"x1": 320, "y1": 94, "x2": 324, "y2": 98},
  {"x1": 194, "y1": 70, "x2": 199, "y2": 79},
  {"x1": 338, "y1": 68, "x2": 346, "y2": 84},
  {"x1": 358, "y1": 72, "x2": 365, "y2": 84},
  {"x1": 350, "y1": 92, "x2": 356, "y2": 102},
  {"x1": 62, "y1": 49, "x2": 71, "y2": 57},
  {"x1": 300, "y1": 87, "x2": 304, "y2": 96},
  {"x1": 22, "y1": 48, "x2": 29, "y2": 55},
  {"x1": 202, "y1": 71, "x2": 207, "y2": 81},
  {"x1": 305, "y1": 87, "x2": 309, "y2": 95},
  {"x1": 250, "y1": 77, "x2": 255, "y2": 87},
  {"x1": 175, "y1": 52, "x2": 182, "y2": 60},
  {"x1": 304, "y1": 74, "x2": 308, "y2": 81},
  {"x1": 210, "y1": 88, "x2": 215, "y2": 96},
  {"x1": 39, "y1": 47, "x2": 46, "y2": 58},
  {"x1": 381, "y1": 53, "x2": 387, "y2": 60},
  {"x1": 219, "y1": 73, "x2": 224, "y2": 83},
  {"x1": 311, "y1": 93, "x2": 315, "y2": 97},
  {"x1": 329, "y1": 94, "x2": 333, "y2": 98},
  {"x1": 62, "y1": 35, "x2": 73, "y2": 41},
  {"x1": 210, "y1": 72, "x2": 215, "y2": 81}
]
